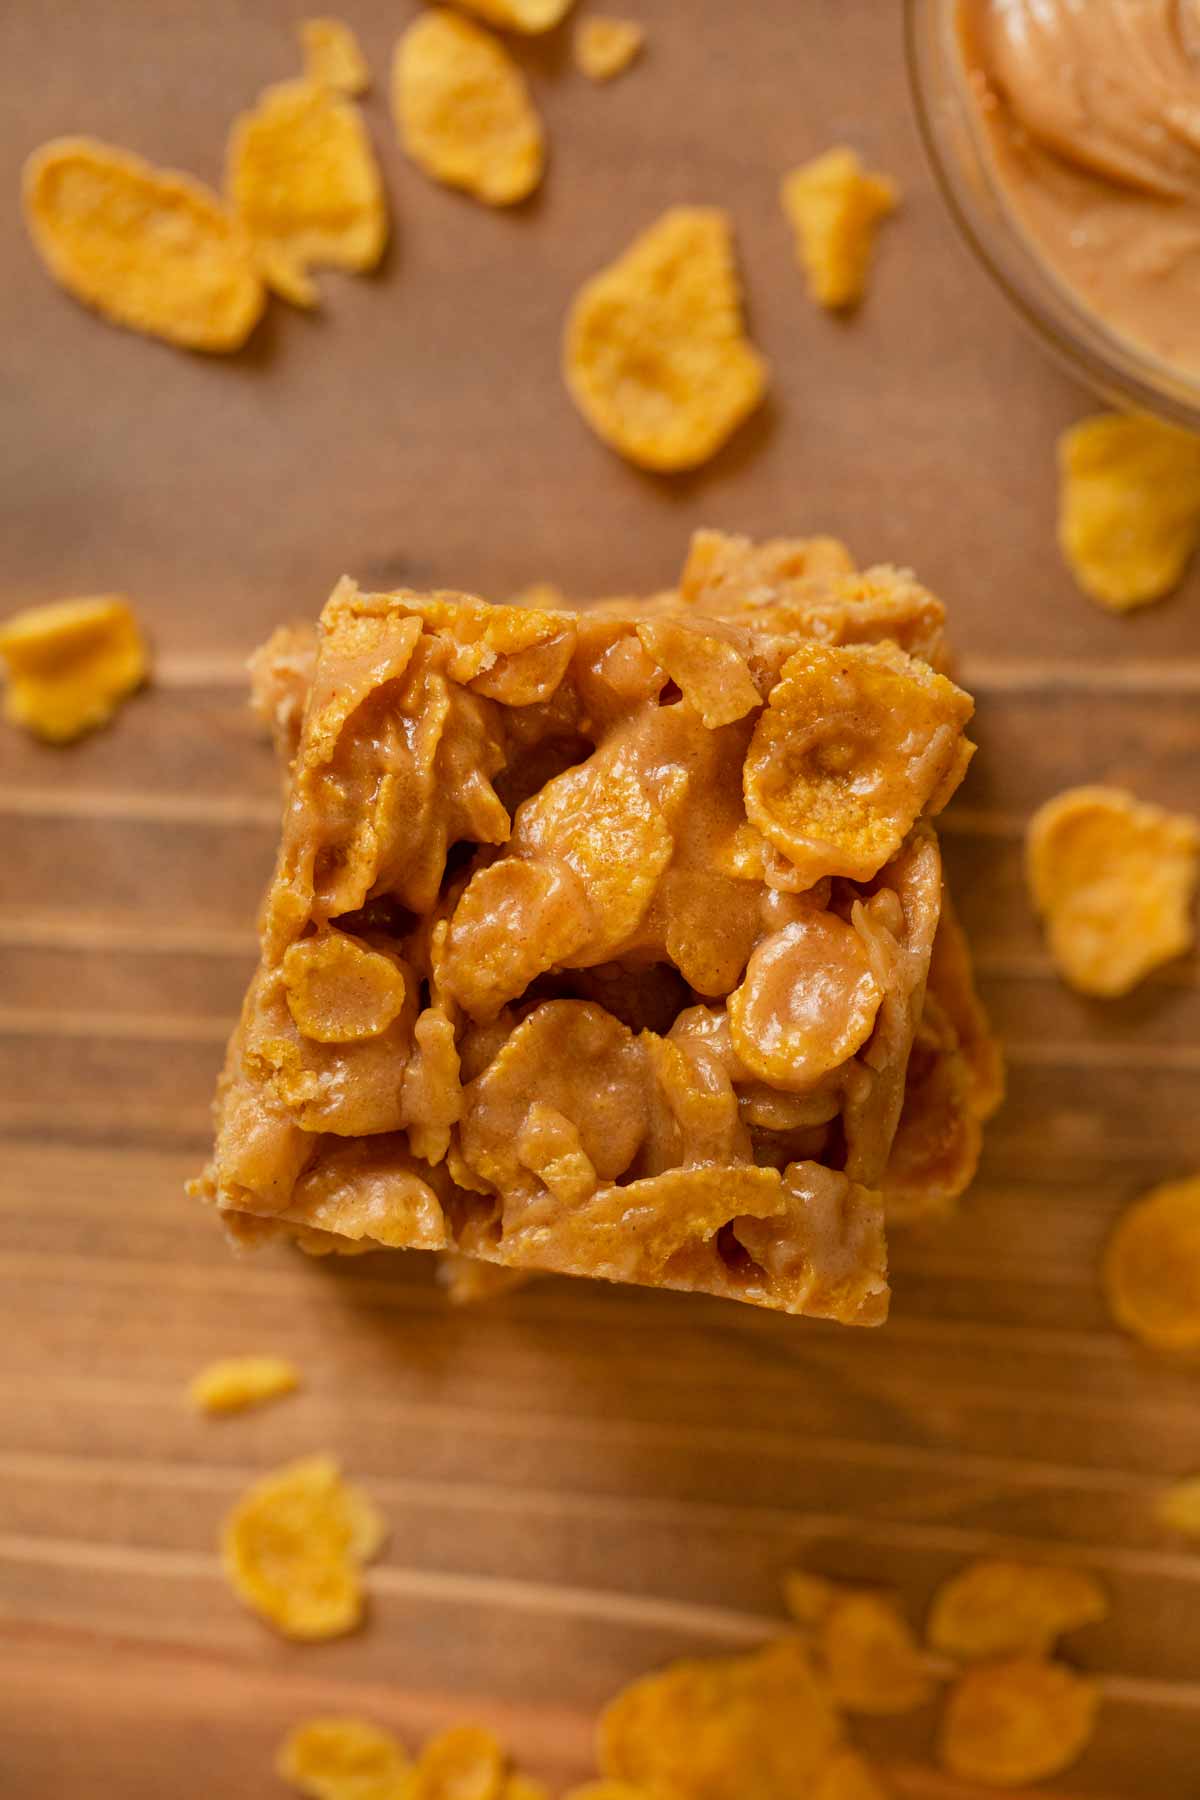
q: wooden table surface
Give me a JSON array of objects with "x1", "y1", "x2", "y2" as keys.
[{"x1": 2, "y1": 2, "x2": 1199, "y2": 1794}]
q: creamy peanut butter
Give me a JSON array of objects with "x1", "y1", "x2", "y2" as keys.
[{"x1": 960, "y1": 0, "x2": 1200, "y2": 374}]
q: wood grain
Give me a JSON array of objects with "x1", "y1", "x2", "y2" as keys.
[{"x1": 1, "y1": 1, "x2": 1199, "y2": 1794}]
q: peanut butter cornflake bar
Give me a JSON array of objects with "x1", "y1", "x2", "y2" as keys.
[{"x1": 192, "y1": 532, "x2": 997, "y2": 1322}]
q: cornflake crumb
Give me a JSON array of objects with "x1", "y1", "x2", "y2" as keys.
[
  {"x1": 301, "y1": 18, "x2": 371, "y2": 95},
  {"x1": 781, "y1": 147, "x2": 897, "y2": 310},
  {"x1": 448, "y1": 0, "x2": 575, "y2": 32},
  {"x1": 928, "y1": 1559, "x2": 1107, "y2": 1661},
  {"x1": 406, "y1": 1725, "x2": 508, "y2": 1800},
  {"x1": 278, "y1": 1717, "x2": 410, "y2": 1799},
  {"x1": 1103, "y1": 1174, "x2": 1200, "y2": 1350},
  {"x1": 394, "y1": 11, "x2": 545, "y2": 206},
  {"x1": 574, "y1": 17, "x2": 644, "y2": 81},
  {"x1": 1058, "y1": 411, "x2": 1200, "y2": 609},
  {"x1": 0, "y1": 596, "x2": 148, "y2": 743},
  {"x1": 820, "y1": 1591, "x2": 935, "y2": 1715},
  {"x1": 188, "y1": 1354, "x2": 300, "y2": 1415},
  {"x1": 938, "y1": 1658, "x2": 1099, "y2": 1788}
]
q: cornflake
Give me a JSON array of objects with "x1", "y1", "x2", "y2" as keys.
[
  {"x1": 781, "y1": 147, "x2": 898, "y2": 310},
  {"x1": 813, "y1": 1751, "x2": 889, "y2": 1800},
  {"x1": 228, "y1": 78, "x2": 387, "y2": 308},
  {"x1": 1027, "y1": 785, "x2": 1200, "y2": 997},
  {"x1": 302, "y1": 18, "x2": 371, "y2": 95},
  {"x1": 406, "y1": 1725, "x2": 507, "y2": 1800},
  {"x1": 599, "y1": 1637, "x2": 844, "y2": 1800},
  {"x1": 0, "y1": 596, "x2": 148, "y2": 744},
  {"x1": 394, "y1": 11, "x2": 545, "y2": 206},
  {"x1": 449, "y1": 0, "x2": 575, "y2": 32},
  {"x1": 928, "y1": 1560, "x2": 1107, "y2": 1662},
  {"x1": 938, "y1": 1658, "x2": 1099, "y2": 1787},
  {"x1": 1157, "y1": 1474, "x2": 1200, "y2": 1536},
  {"x1": 561, "y1": 1787, "x2": 649, "y2": 1800},
  {"x1": 574, "y1": 18, "x2": 644, "y2": 81},
  {"x1": 1103, "y1": 1174, "x2": 1200, "y2": 1350},
  {"x1": 221, "y1": 1453, "x2": 386, "y2": 1639},
  {"x1": 1058, "y1": 411, "x2": 1200, "y2": 609},
  {"x1": 820, "y1": 1591, "x2": 935, "y2": 1715},
  {"x1": 23, "y1": 137, "x2": 264, "y2": 351},
  {"x1": 188, "y1": 1354, "x2": 299, "y2": 1415},
  {"x1": 277, "y1": 1717, "x2": 410, "y2": 1800},
  {"x1": 563, "y1": 208, "x2": 768, "y2": 471}
]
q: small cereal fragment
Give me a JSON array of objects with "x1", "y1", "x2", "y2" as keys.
[
  {"x1": 283, "y1": 932, "x2": 408, "y2": 1043},
  {"x1": 221, "y1": 1453, "x2": 385, "y2": 1639},
  {"x1": 1027, "y1": 785, "x2": 1200, "y2": 996},
  {"x1": 0, "y1": 596, "x2": 147, "y2": 743},
  {"x1": 188, "y1": 1354, "x2": 299, "y2": 1415},
  {"x1": 783, "y1": 1570, "x2": 838, "y2": 1626},
  {"x1": 599, "y1": 1637, "x2": 844, "y2": 1800},
  {"x1": 1103, "y1": 1175, "x2": 1200, "y2": 1350},
  {"x1": 277, "y1": 1717, "x2": 410, "y2": 1800},
  {"x1": 1157, "y1": 1475, "x2": 1200, "y2": 1536},
  {"x1": 449, "y1": 0, "x2": 574, "y2": 32},
  {"x1": 563, "y1": 207, "x2": 768, "y2": 472},
  {"x1": 938, "y1": 1658, "x2": 1099, "y2": 1788},
  {"x1": 228, "y1": 78, "x2": 387, "y2": 307},
  {"x1": 574, "y1": 17, "x2": 644, "y2": 81},
  {"x1": 1058, "y1": 411, "x2": 1200, "y2": 609},
  {"x1": 23, "y1": 137, "x2": 264, "y2": 351},
  {"x1": 302, "y1": 18, "x2": 371, "y2": 95},
  {"x1": 394, "y1": 11, "x2": 545, "y2": 206},
  {"x1": 821, "y1": 1591, "x2": 935, "y2": 1715},
  {"x1": 814, "y1": 1751, "x2": 889, "y2": 1800},
  {"x1": 928, "y1": 1560, "x2": 1107, "y2": 1661},
  {"x1": 781, "y1": 147, "x2": 897, "y2": 310},
  {"x1": 407, "y1": 1725, "x2": 507, "y2": 1800}
]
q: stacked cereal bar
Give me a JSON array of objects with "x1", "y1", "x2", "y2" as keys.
[{"x1": 192, "y1": 533, "x2": 1000, "y2": 1323}]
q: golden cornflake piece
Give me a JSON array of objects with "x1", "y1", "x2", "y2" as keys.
[
  {"x1": 228, "y1": 78, "x2": 387, "y2": 308},
  {"x1": 599, "y1": 1637, "x2": 844, "y2": 1800},
  {"x1": 221, "y1": 1453, "x2": 386, "y2": 1639},
  {"x1": 407, "y1": 1725, "x2": 507, "y2": 1800},
  {"x1": 394, "y1": 11, "x2": 545, "y2": 206},
  {"x1": 278, "y1": 1717, "x2": 410, "y2": 1800},
  {"x1": 821, "y1": 1591, "x2": 935, "y2": 1716},
  {"x1": 813, "y1": 1751, "x2": 889, "y2": 1800},
  {"x1": 0, "y1": 596, "x2": 148, "y2": 743},
  {"x1": 938, "y1": 1658, "x2": 1099, "y2": 1788},
  {"x1": 928, "y1": 1560, "x2": 1107, "y2": 1662},
  {"x1": 1103, "y1": 1174, "x2": 1200, "y2": 1350},
  {"x1": 1027, "y1": 785, "x2": 1200, "y2": 997},
  {"x1": 563, "y1": 207, "x2": 768, "y2": 472},
  {"x1": 1058, "y1": 412, "x2": 1200, "y2": 610},
  {"x1": 501, "y1": 1777, "x2": 550, "y2": 1800},
  {"x1": 448, "y1": 0, "x2": 574, "y2": 32},
  {"x1": 302, "y1": 18, "x2": 371, "y2": 95},
  {"x1": 781, "y1": 147, "x2": 898, "y2": 310},
  {"x1": 562, "y1": 1787, "x2": 649, "y2": 1800},
  {"x1": 744, "y1": 642, "x2": 974, "y2": 886},
  {"x1": 188, "y1": 1354, "x2": 299, "y2": 1415},
  {"x1": 1157, "y1": 1474, "x2": 1200, "y2": 1536},
  {"x1": 283, "y1": 931, "x2": 408, "y2": 1043},
  {"x1": 782, "y1": 1569, "x2": 838, "y2": 1626},
  {"x1": 635, "y1": 617, "x2": 760, "y2": 728},
  {"x1": 729, "y1": 913, "x2": 883, "y2": 1089},
  {"x1": 23, "y1": 137, "x2": 264, "y2": 352},
  {"x1": 574, "y1": 17, "x2": 644, "y2": 81}
]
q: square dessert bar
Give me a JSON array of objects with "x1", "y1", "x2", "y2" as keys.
[{"x1": 194, "y1": 532, "x2": 996, "y2": 1324}]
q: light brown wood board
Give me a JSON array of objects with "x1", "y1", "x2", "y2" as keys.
[{"x1": 0, "y1": 2, "x2": 1198, "y2": 1794}]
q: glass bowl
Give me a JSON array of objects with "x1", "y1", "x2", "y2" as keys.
[{"x1": 904, "y1": 0, "x2": 1200, "y2": 429}]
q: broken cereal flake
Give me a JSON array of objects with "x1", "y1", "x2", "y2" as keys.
[
  {"x1": 563, "y1": 207, "x2": 767, "y2": 472},
  {"x1": 928, "y1": 1559, "x2": 1107, "y2": 1662},
  {"x1": 449, "y1": 0, "x2": 574, "y2": 32},
  {"x1": 1058, "y1": 411, "x2": 1200, "y2": 609},
  {"x1": 283, "y1": 931, "x2": 408, "y2": 1043},
  {"x1": 1103, "y1": 1174, "x2": 1200, "y2": 1350},
  {"x1": 1157, "y1": 1474, "x2": 1200, "y2": 1536},
  {"x1": 599, "y1": 1637, "x2": 844, "y2": 1800},
  {"x1": 228, "y1": 78, "x2": 387, "y2": 308},
  {"x1": 574, "y1": 17, "x2": 644, "y2": 81},
  {"x1": 23, "y1": 137, "x2": 264, "y2": 352},
  {"x1": 301, "y1": 18, "x2": 371, "y2": 95},
  {"x1": 0, "y1": 596, "x2": 148, "y2": 744},
  {"x1": 938, "y1": 1658, "x2": 1099, "y2": 1788},
  {"x1": 1027, "y1": 785, "x2": 1200, "y2": 997},
  {"x1": 813, "y1": 1751, "x2": 889, "y2": 1800},
  {"x1": 782, "y1": 1569, "x2": 838, "y2": 1626},
  {"x1": 188, "y1": 1354, "x2": 299, "y2": 1415},
  {"x1": 221, "y1": 1454, "x2": 385, "y2": 1639},
  {"x1": 821, "y1": 1591, "x2": 935, "y2": 1715},
  {"x1": 781, "y1": 147, "x2": 897, "y2": 310},
  {"x1": 406, "y1": 1725, "x2": 507, "y2": 1800},
  {"x1": 394, "y1": 11, "x2": 545, "y2": 206},
  {"x1": 277, "y1": 1717, "x2": 410, "y2": 1800},
  {"x1": 635, "y1": 616, "x2": 760, "y2": 728},
  {"x1": 744, "y1": 641, "x2": 974, "y2": 886}
]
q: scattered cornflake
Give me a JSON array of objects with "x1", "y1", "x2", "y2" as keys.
[
  {"x1": 302, "y1": 18, "x2": 371, "y2": 94},
  {"x1": 188, "y1": 1354, "x2": 300, "y2": 1415},
  {"x1": 928, "y1": 1560, "x2": 1107, "y2": 1662},
  {"x1": 561, "y1": 1786, "x2": 649, "y2": 1800},
  {"x1": 1058, "y1": 411, "x2": 1200, "y2": 609},
  {"x1": 0, "y1": 596, "x2": 148, "y2": 743},
  {"x1": 599, "y1": 1637, "x2": 844, "y2": 1800},
  {"x1": 938, "y1": 1658, "x2": 1099, "y2": 1788},
  {"x1": 1103, "y1": 1174, "x2": 1200, "y2": 1350},
  {"x1": 782, "y1": 1569, "x2": 838, "y2": 1626},
  {"x1": 1026, "y1": 785, "x2": 1200, "y2": 997},
  {"x1": 563, "y1": 207, "x2": 767, "y2": 471},
  {"x1": 821, "y1": 1591, "x2": 935, "y2": 1716},
  {"x1": 781, "y1": 147, "x2": 897, "y2": 310},
  {"x1": 394, "y1": 11, "x2": 545, "y2": 206},
  {"x1": 574, "y1": 17, "x2": 644, "y2": 81},
  {"x1": 500, "y1": 1776, "x2": 551, "y2": 1800},
  {"x1": 228, "y1": 78, "x2": 387, "y2": 308},
  {"x1": 277, "y1": 1717, "x2": 411, "y2": 1800},
  {"x1": 23, "y1": 137, "x2": 264, "y2": 351},
  {"x1": 221, "y1": 1453, "x2": 386, "y2": 1639},
  {"x1": 448, "y1": 0, "x2": 575, "y2": 32},
  {"x1": 406, "y1": 1725, "x2": 507, "y2": 1800},
  {"x1": 1157, "y1": 1474, "x2": 1200, "y2": 1536},
  {"x1": 814, "y1": 1750, "x2": 889, "y2": 1800}
]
